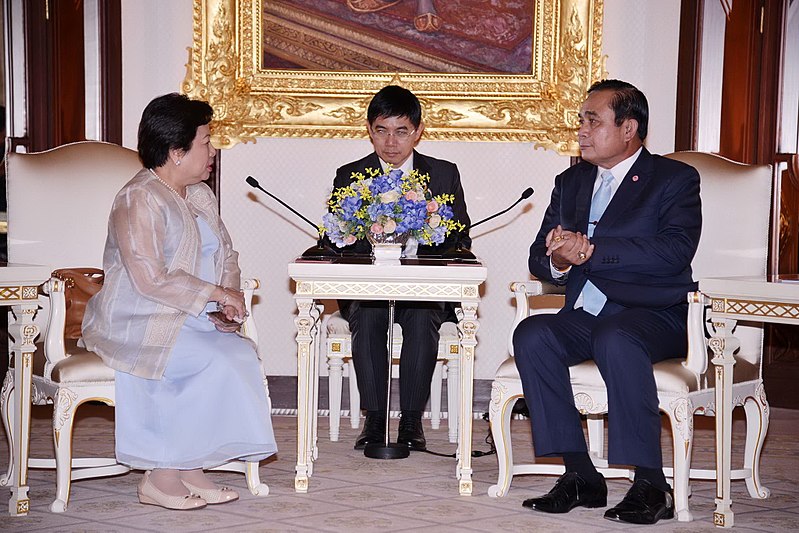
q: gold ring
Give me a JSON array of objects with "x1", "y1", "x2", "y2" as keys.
[
  {"x1": 553, "y1": 235, "x2": 564, "y2": 242},
  {"x1": 578, "y1": 251, "x2": 587, "y2": 261}
]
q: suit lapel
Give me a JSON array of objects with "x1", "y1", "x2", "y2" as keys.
[
  {"x1": 413, "y1": 150, "x2": 432, "y2": 175},
  {"x1": 593, "y1": 148, "x2": 654, "y2": 233},
  {"x1": 362, "y1": 152, "x2": 382, "y2": 175}
]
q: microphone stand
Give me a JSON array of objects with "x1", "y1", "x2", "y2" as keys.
[
  {"x1": 442, "y1": 187, "x2": 534, "y2": 261},
  {"x1": 365, "y1": 187, "x2": 532, "y2": 457},
  {"x1": 245, "y1": 176, "x2": 340, "y2": 259},
  {"x1": 363, "y1": 300, "x2": 410, "y2": 460}
]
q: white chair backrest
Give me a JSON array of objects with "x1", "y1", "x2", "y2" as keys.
[
  {"x1": 6, "y1": 141, "x2": 142, "y2": 270},
  {"x1": 511, "y1": 153, "x2": 772, "y2": 364},
  {"x1": 666, "y1": 152, "x2": 772, "y2": 365},
  {"x1": 665, "y1": 152, "x2": 772, "y2": 281}
]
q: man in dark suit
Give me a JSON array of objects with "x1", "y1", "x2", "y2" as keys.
[
  {"x1": 513, "y1": 79, "x2": 701, "y2": 525},
  {"x1": 331, "y1": 85, "x2": 471, "y2": 450}
]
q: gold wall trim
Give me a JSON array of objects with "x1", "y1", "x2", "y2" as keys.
[{"x1": 184, "y1": 0, "x2": 605, "y2": 153}]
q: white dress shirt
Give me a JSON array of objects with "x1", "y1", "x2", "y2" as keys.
[{"x1": 378, "y1": 155, "x2": 419, "y2": 257}]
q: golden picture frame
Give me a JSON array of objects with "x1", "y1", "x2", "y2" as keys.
[{"x1": 183, "y1": 0, "x2": 605, "y2": 154}]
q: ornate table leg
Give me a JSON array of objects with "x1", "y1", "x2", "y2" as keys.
[
  {"x1": 7, "y1": 304, "x2": 39, "y2": 516},
  {"x1": 310, "y1": 304, "x2": 323, "y2": 463},
  {"x1": 456, "y1": 301, "x2": 479, "y2": 496},
  {"x1": 708, "y1": 317, "x2": 739, "y2": 528},
  {"x1": 294, "y1": 297, "x2": 316, "y2": 492}
]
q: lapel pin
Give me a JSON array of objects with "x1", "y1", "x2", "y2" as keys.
[{"x1": 632, "y1": 175, "x2": 639, "y2": 182}]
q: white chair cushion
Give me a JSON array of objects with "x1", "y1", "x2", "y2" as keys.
[
  {"x1": 570, "y1": 359, "x2": 700, "y2": 394},
  {"x1": 51, "y1": 350, "x2": 115, "y2": 384},
  {"x1": 495, "y1": 356, "x2": 743, "y2": 396}
]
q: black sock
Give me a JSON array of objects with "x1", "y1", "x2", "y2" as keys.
[
  {"x1": 634, "y1": 467, "x2": 670, "y2": 492},
  {"x1": 563, "y1": 452, "x2": 601, "y2": 483},
  {"x1": 401, "y1": 410, "x2": 422, "y2": 421},
  {"x1": 367, "y1": 410, "x2": 386, "y2": 420}
]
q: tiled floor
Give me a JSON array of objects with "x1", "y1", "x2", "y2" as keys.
[{"x1": 1, "y1": 406, "x2": 797, "y2": 532}]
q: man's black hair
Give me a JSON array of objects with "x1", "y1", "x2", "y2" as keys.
[
  {"x1": 588, "y1": 79, "x2": 649, "y2": 141},
  {"x1": 367, "y1": 85, "x2": 422, "y2": 128}
]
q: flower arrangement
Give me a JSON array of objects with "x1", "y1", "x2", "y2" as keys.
[{"x1": 322, "y1": 167, "x2": 464, "y2": 248}]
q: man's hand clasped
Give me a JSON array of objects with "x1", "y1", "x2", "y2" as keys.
[{"x1": 546, "y1": 224, "x2": 594, "y2": 271}]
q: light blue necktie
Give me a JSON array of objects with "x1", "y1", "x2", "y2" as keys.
[{"x1": 581, "y1": 170, "x2": 614, "y2": 315}]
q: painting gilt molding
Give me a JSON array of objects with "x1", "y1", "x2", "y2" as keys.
[{"x1": 183, "y1": 0, "x2": 605, "y2": 154}]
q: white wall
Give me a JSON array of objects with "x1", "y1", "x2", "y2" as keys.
[
  {"x1": 122, "y1": 0, "x2": 683, "y2": 379},
  {"x1": 121, "y1": 0, "x2": 194, "y2": 148}
]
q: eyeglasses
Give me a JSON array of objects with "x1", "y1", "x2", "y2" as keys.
[{"x1": 371, "y1": 128, "x2": 416, "y2": 140}]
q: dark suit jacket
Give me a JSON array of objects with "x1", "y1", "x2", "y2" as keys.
[
  {"x1": 327, "y1": 150, "x2": 471, "y2": 256},
  {"x1": 529, "y1": 148, "x2": 702, "y2": 311}
]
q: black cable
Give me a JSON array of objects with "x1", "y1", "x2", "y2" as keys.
[{"x1": 418, "y1": 412, "x2": 497, "y2": 458}]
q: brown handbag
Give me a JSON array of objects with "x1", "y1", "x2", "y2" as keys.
[{"x1": 51, "y1": 268, "x2": 105, "y2": 340}]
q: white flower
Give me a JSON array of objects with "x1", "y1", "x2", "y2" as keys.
[
  {"x1": 380, "y1": 190, "x2": 401, "y2": 203},
  {"x1": 428, "y1": 214, "x2": 442, "y2": 228}
]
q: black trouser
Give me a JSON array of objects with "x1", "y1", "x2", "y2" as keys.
[
  {"x1": 513, "y1": 303, "x2": 688, "y2": 469},
  {"x1": 339, "y1": 300, "x2": 448, "y2": 413}
]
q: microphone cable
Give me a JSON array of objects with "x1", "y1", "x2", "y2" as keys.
[{"x1": 417, "y1": 412, "x2": 497, "y2": 458}]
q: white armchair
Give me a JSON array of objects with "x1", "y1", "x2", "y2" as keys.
[
  {"x1": 488, "y1": 152, "x2": 773, "y2": 522},
  {"x1": 0, "y1": 141, "x2": 270, "y2": 512}
]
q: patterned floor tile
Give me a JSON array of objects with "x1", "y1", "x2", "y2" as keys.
[{"x1": 0, "y1": 407, "x2": 796, "y2": 531}]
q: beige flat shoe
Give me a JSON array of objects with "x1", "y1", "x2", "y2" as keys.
[
  {"x1": 181, "y1": 480, "x2": 240, "y2": 504},
  {"x1": 138, "y1": 471, "x2": 207, "y2": 510}
]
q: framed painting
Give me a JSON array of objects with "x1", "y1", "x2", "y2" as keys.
[{"x1": 183, "y1": 0, "x2": 605, "y2": 154}]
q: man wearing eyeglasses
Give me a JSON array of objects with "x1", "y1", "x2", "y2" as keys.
[{"x1": 330, "y1": 85, "x2": 471, "y2": 451}]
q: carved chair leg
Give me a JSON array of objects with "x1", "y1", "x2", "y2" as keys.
[
  {"x1": 328, "y1": 356, "x2": 344, "y2": 441},
  {"x1": 244, "y1": 461, "x2": 269, "y2": 497},
  {"x1": 0, "y1": 372, "x2": 15, "y2": 486},
  {"x1": 430, "y1": 361, "x2": 444, "y2": 430},
  {"x1": 348, "y1": 361, "x2": 361, "y2": 429},
  {"x1": 743, "y1": 385, "x2": 770, "y2": 499},
  {"x1": 586, "y1": 415, "x2": 605, "y2": 461},
  {"x1": 447, "y1": 358, "x2": 459, "y2": 443},
  {"x1": 51, "y1": 387, "x2": 80, "y2": 513},
  {"x1": 487, "y1": 384, "x2": 519, "y2": 498},
  {"x1": 665, "y1": 400, "x2": 694, "y2": 522}
]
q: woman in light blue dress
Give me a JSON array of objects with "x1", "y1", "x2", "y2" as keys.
[{"x1": 83, "y1": 93, "x2": 276, "y2": 510}]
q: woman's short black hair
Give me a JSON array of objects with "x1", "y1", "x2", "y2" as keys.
[
  {"x1": 367, "y1": 85, "x2": 422, "y2": 128},
  {"x1": 587, "y1": 79, "x2": 649, "y2": 141},
  {"x1": 137, "y1": 93, "x2": 213, "y2": 168}
]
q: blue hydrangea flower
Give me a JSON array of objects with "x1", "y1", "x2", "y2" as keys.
[{"x1": 323, "y1": 167, "x2": 459, "y2": 248}]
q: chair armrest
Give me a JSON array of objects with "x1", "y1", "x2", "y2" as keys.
[
  {"x1": 41, "y1": 276, "x2": 69, "y2": 379},
  {"x1": 508, "y1": 279, "x2": 565, "y2": 356},
  {"x1": 684, "y1": 290, "x2": 709, "y2": 378},
  {"x1": 240, "y1": 278, "x2": 260, "y2": 350}
]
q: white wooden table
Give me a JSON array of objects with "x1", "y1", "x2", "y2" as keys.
[
  {"x1": 0, "y1": 263, "x2": 51, "y2": 516},
  {"x1": 700, "y1": 275, "x2": 799, "y2": 528},
  {"x1": 288, "y1": 257, "x2": 487, "y2": 495}
]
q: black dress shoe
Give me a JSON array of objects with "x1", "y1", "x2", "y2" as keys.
[
  {"x1": 522, "y1": 472, "x2": 607, "y2": 513},
  {"x1": 604, "y1": 479, "x2": 674, "y2": 524},
  {"x1": 396, "y1": 415, "x2": 426, "y2": 450},
  {"x1": 354, "y1": 413, "x2": 386, "y2": 450}
]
